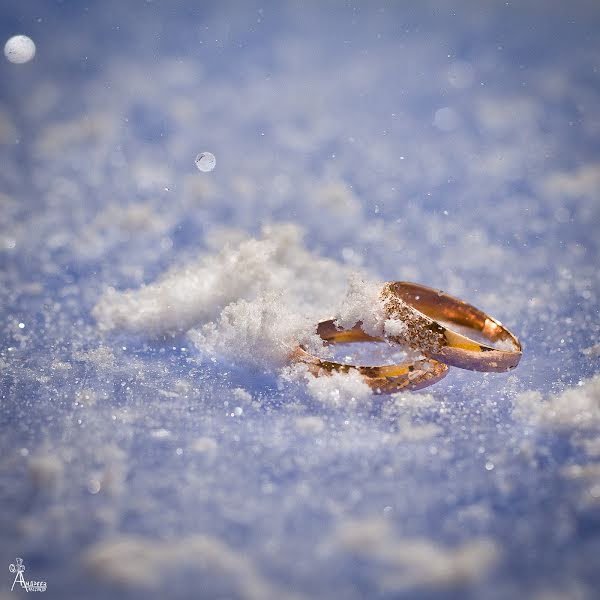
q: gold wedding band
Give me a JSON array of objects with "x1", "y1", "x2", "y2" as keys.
[
  {"x1": 381, "y1": 281, "x2": 522, "y2": 372},
  {"x1": 290, "y1": 281, "x2": 521, "y2": 395},
  {"x1": 290, "y1": 319, "x2": 449, "y2": 394}
]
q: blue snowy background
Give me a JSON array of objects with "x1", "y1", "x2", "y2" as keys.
[{"x1": 1, "y1": 1, "x2": 599, "y2": 598}]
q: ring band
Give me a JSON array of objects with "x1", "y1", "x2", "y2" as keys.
[
  {"x1": 381, "y1": 281, "x2": 522, "y2": 372},
  {"x1": 290, "y1": 319, "x2": 449, "y2": 394}
]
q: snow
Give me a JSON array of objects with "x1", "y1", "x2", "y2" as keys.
[
  {"x1": 84, "y1": 534, "x2": 293, "y2": 599},
  {"x1": 4, "y1": 35, "x2": 36, "y2": 64},
  {"x1": 92, "y1": 224, "x2": 364, "y2": 339},
  {"x1": 334, "y1": 517, "x2": 501, "y2": 590},
  {"x1": 195, "y1": 152, "x2": 216, "y2": 173},
  {"x1": 303, "y1": 368, "x2": 373, "y2": 410},
  {"x1": 1, "y1": 1, "x2": 599, "y2": 598},
  {"x1": 513, "y1": 375, "x2": 600, "y2": 432}
]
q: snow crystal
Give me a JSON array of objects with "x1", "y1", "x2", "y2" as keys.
[
  {"x1": 4, "y1": 35, "x2": 36, "y2": 64},
  {"x1": 195, "y1": 151, "x2": 216, "y2": 172},
  {"x1": 384, "y1": 317, "x2": 408, "y2": 338},
  {"x1": 303, "y1": 368, "x2": 373, "y2": 410},
  {"x1": 333, "y1": 275, "x2": 386, "y2": 336}
]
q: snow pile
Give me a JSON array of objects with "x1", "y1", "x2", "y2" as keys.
[
  {"x1": 334, "y1": 517, "x2": 500, "y2": 590},
  {"x1": 93, "y1": 223, "x2": 403, "y2": 399},
  {"x1": 513, "y1": 375, "x2": 600, "y2": 431},
  {"x1": 560, "y1": 463, "x2": 600, "y2": 507},
  {"x1": 84, "y1": 534, "x2": 296, "y2": 599},
  {"x1": 189, "y1": 291, "x2": 323, "y2": 368},
  {"x1": 514, "y1": 376, "x2": 600, "y2": 506},
  {"x1": 93, "y1": 224, "x2": 374, "y2": 341},
  {"x1": 334, "y1": 275, "x2": 386, "y2": 336},
  {"x1": 294, "y1": 365, "x2": 373, "y2": 409}
]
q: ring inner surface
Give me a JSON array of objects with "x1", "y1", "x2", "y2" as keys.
[{"x1": 314, "y1": 320, "x2": 424, "y2": 373}]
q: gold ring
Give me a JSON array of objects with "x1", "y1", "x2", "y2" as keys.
[
  {"x1": 381, "y1": 281, "x2": 522, "y2": 372},
  {"x1": 290, "y1": 319, "x2": 449, "y2": 394}
]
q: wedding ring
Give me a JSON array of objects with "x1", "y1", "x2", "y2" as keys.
[
  {"x1": 381, "y1": 281, "x2": 522, "y2": 372},
  {"x1": 291, "y1": 319, "x2": 449, "y2": 394}
]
